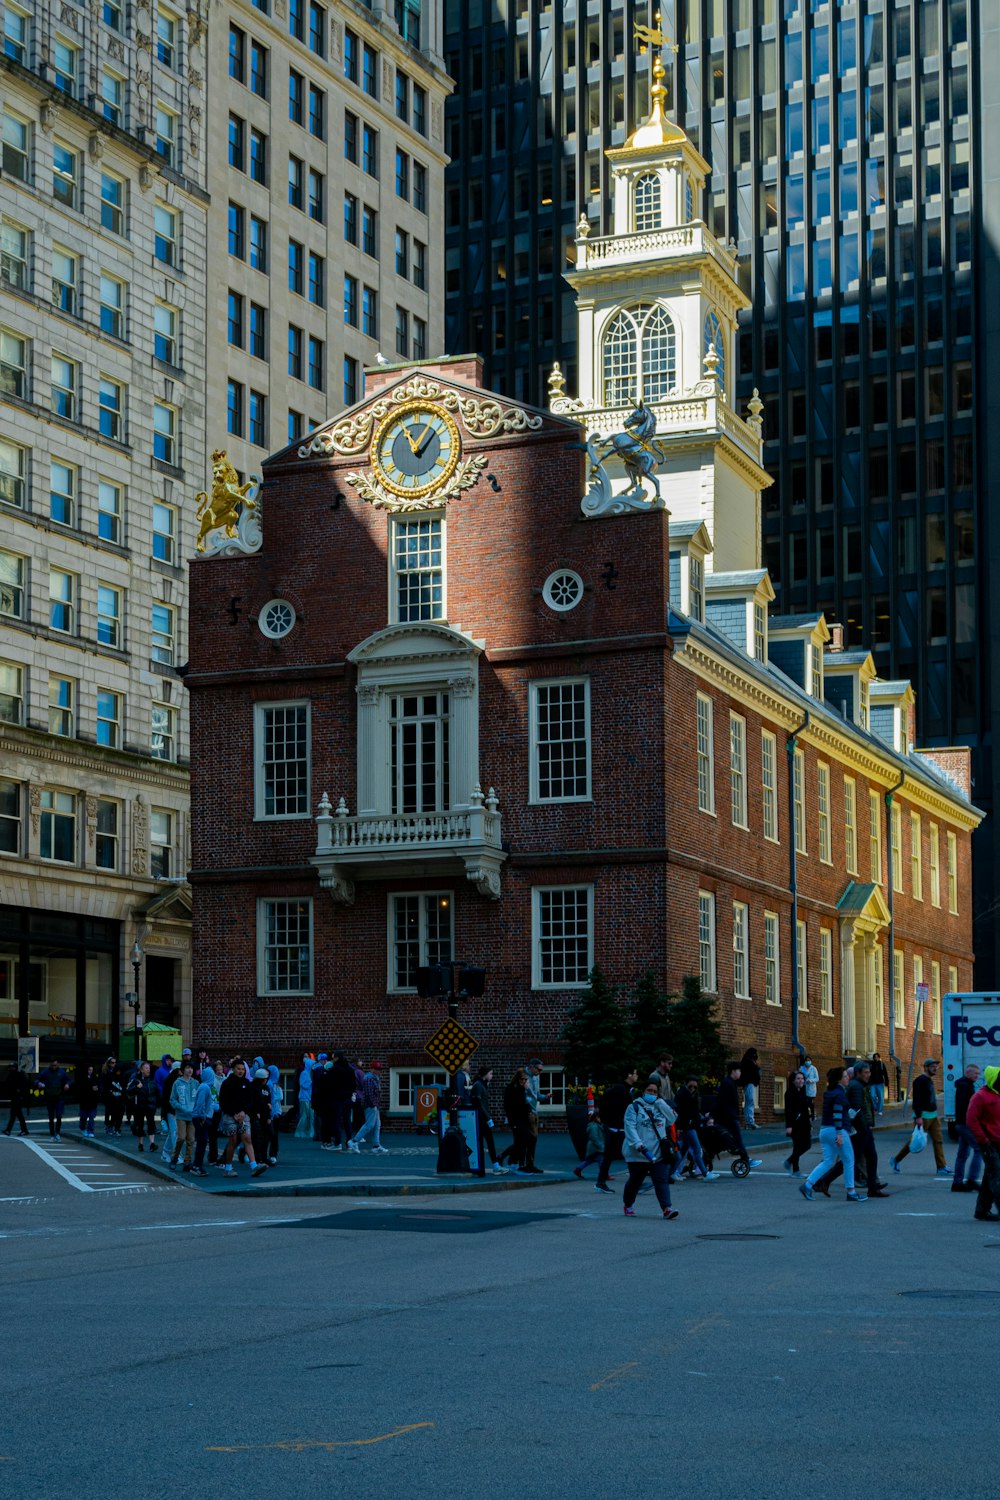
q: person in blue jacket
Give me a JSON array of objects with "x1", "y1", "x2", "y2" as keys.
[{"x1": 799, "y1": 1067, "x2": 868, "y2": 1203}]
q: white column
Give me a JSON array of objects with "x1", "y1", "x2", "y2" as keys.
[
  {"x1": 448, "y1": 674, "x2": 479, "y2": 809},
  {"x1": 356, "y1": 682, "x2": 386, "y2": 815},
  {"x1": 840, "y1": 924, "x2": 857, "y2": 1055}
]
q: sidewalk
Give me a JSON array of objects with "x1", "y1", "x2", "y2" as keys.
[{"x1": 57, "y1": 1103, "x2": 914, "y2": 1197}]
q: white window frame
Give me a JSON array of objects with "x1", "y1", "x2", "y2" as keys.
[
  {"x1": 39, "y1": 788, "x2": 76, "y2": 862},
  {"x1": 696, "y1": 693, "x2": 715, "y2": 815},
  {"x1": 773, "y1": 1075, "x2": 786, "y2": 1111},
  {"x1": 48, "y1": 674, "x2": 74, "y2": 737},
  {"x1": 49, "y1": 568, "x2": 76, "y2": 634},
  {"x1": 730, "y1": 712, "x2": 747, "y2": 828},
  {"x1": 94, "y1": 796, "x2": 119, "y2": 870},
  {"x1": 948, "y1": 964, "x2": 958, "y2": 998},
  {"x1": 762, "y1": 729, "x2": 778, "y2": 841},
  {"x1": 869, "y1": 789, "x2": 882, "y2": 883},
  {"x1": 911, "y1": 811, "x2": 922, "y2": 900},
  {"x1": 96, "y1": 584, "x2": 122, "y2": 649},
  {"x1": 820, "y1": 928, "x2": 834, "y2": 1015},
  {"x1": 0, "y1": 776, "x2": 23, "y2": 855},
  {"x1": 387, "y1": 890, "x2": 454, "y2": 993},
  {"x1": 931, "y1": 959, "x2": 941, "y2": 1034},
  {"x1": 698, "y1": 889, "x2": 717, "y2": 992},
  {"x1": 793, "y1": 746, "x2": 806, "y2": 854},
  {"x1": 874, "y1": 943, "x2": 885, "y2": 1024},
  {"x1": 152, "y1": 501, "x2": 177, "y2": 562},
  {"x1": 0, "y1": 660, "x2": 24, "y2": 725},
  {"x1": 732, "y1": 900, "x2": 749, "y2": 998},
  {"x1": 947, "y1": 830, "x2": 958, "y2": 914},
  {"x1": 764, "y1": 910, "x2": 780, "y2": 1005},
  {"x1": 0, "y1": 438, "x2": 27, "y2": 508},
  {"x1": 253, "y1": 700, "x2": 311, "y2": 820},
  {"x1": 894, "y1": 949, "x2": 905, "y2": 1031},
  {"x1": 537, "y1": 1066, "x2": 566, "y2": 1114},
  {"x1": 151, "y1": 701, "x2": 175, "y2": 761},
  {"x1": 796, "y1": 917, "x2": 808, "y2": 1010},
  {"x1": 95, "y1": 687, "x2": 121, "y2": 748},
  {"x1": 817, "y1": 761, "x2": 831, "y2": 863},
  {"x1": 891, "y1": 803, "x2": 903, "y2": 892},
  {"x1": 844, "y1": 776, "x2": 858, "y2": 875},
  {"x1": 388, "y1": 1067, "x2": 447, "y2": 1116},
  {"x1": 528, "y1": 678, "x2": 591, "y2": 804},
  {"x1": 151, "y1": 601, "x2": 175, "y2": 664},
  {"x1": 929, "y1": 822, "x2": 940, "y2": 907},
  {"x1": 531, "y1": 884, "x2": 593, "y2": 991},
  {"x1": 0, "y1": 327, "x2": 28, "y2": 399},
  {"x1": 389, "y1": 513, "x2": 445, "y2": 624},
  {"x1": 0, "y1": 549, "x2": 25, "y2": 620},
  {"x1": 257, "y1": 896, "x2": 314, "y2": 996}
]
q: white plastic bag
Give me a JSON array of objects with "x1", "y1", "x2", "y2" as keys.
[{"x1": 908, "y1": 1123, "x2": 928, "y2": 1154}]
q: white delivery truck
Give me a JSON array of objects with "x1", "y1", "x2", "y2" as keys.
[{"x1": 942, "y1": 992, "x2": 1000, "y2": 1125}]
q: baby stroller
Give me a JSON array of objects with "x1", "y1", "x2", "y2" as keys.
[{"x1": 699, "y1": 1122, "x2": 751, "y2": 1177}]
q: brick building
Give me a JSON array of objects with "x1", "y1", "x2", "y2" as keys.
[{"x1": 186, "y1": 65, "x2": 981, "y2": 1119}]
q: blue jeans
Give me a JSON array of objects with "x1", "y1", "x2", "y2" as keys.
[
  {"x1": 352, "y1": 1105, "x2": 381, "y2": 1148},
  {"x1": 743, "y1": 1083, "x2": 756, "y2": 1127},
  {"x1": 161, "y1": 1115, "x2": 177, "y2": 1155},
  {"x1": 806, "y1": 1126, "x2": 855, "y2": 1192},
  {"x1": 954, "y1": 1124, "x2": 983, "y2": 1185},
  {"x1": 871, "y1": 1084, "x2": 885, "y2": 1114},
  {"x1": 673, "y1": 1128, "x2": 708, "y2": 1178},
  {"x1": 79, "y1": 1108, "x2": 97, "y2": 1134}
]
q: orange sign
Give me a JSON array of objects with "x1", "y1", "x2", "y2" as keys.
[{"x1": 415, "y1": 1087, "x2": 439, "y2": 1125}]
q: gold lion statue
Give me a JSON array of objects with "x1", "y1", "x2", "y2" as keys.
[{"x1": 194, "y1": 449, "x2": 258, "y2": 552}]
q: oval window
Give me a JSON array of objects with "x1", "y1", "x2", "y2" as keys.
[
  {"x1": 542, "y1": 570, "x2": 584, "y2": 613},
  {"x1": 258, "y1": 598, "x2": 296, "y2": 639}
]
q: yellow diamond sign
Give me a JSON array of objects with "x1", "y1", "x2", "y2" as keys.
[{"x1": 424, "y1": 1016, "x2": 480, "y2": 1074}]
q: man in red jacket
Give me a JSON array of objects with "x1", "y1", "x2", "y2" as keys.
[{"x1": 966, "y1": 1065, "x2": 1000, "y2": 1223}]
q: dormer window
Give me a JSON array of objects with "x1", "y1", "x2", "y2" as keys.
[
  {"x1": 685, "y1": 175, "x2": 694, "y2": 221},
  {"x1": 811, "y1": 644, "x2": 823, "y2": 700},
  {"x1": 634, "y1": 172, "x2": 661, "y2": 231},
  {"x1": 859, "y1": 675, "x2": 869, "y2": 730},
  {"x1": 703, "y1": 309, "x2": 726, "y2": 398},
  {"x1": 689, "y1": 555, "x2": 704, "y2": 622},
  {"x1": 754, "y1": 602, "x2": 766, "y2": 662},
  {"x1": 603, "y1": 303, "x2": 676, "y2": 406}
]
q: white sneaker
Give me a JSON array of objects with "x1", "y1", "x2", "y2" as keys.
[
  {"x1": 347, "y1": 1140, "x2": 360, "y2": 1153},
  {"x1": 372, "y1": 1145, "x2": 389, "y2": 1155},
  {"x1": 702, "y1": 1171, "x2": 720, "y2": 1180},
  {"x1": 492, "y1": 1163, "x2": 509, "y2": 1174}
]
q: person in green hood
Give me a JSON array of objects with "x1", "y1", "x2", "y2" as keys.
[{"x1": 966, "y1": 1066, "x2": 1000, "y2": 1223}]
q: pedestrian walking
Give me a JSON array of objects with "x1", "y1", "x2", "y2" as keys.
[
  {"x1": 799, "y1": 1067, "x2": 867, "y2": 1202},
  {"x1": 801, "y1": 1055, "x2": 820, "y2": 1120},
  {"x1": 869, "y1": 1052, "x2": 890, "y2": 1115},
  {"x1": 106, "y1": 1064, "x2": 125, "y2": 1136},
  {"x1": 350, "y1": 1062, "x2": 389, "y2": 1154},
  {"x1": 952, "y1": 1063, "x2": 983, "y2": 1194},
  {"x1": 2, "y1": 1062, "x2": 31, "y2": 1136},
  {"x1": 520, "y1": 1058, "x2": 546, "y2": 1174},
  {"x1": 190, "y1": 1065, "x2": 216, "y2": 1176},
  {"x1": 99, "y1": 1057, "x2": 117, "y2": 1133},
  {"x1": 217, "y1": 1060, "x2": 267, "y2": 1177},
  {"x1": 313, "y1": 1059, "x2": 334, "y2": 1150},
  {"x1": 621, "y1": 1081, "x2": 679, "y2": 1219},
  {"x1": 573, "y1": 1111, "x2": 606, "y2": 1179},
  {"x1": 783, "y1": 1069, "x2": 812, "y2": 1175},
  {"x1": 498, "y1": 1068, "x2": 531, "y2": 1171},
  {"x1": 77, "y1": 1064, "x2": 101, "y2": 1137},
  {"x1": 647, "y1": 1055, "x2": 674, "y2": 1103},
  {"x1": 672, "y1": 1076, "x2": 717, "y2": 1180},
  {"x1": 127, "y1": 1061, "x2": 158, "y2": 1151},
  {"x1": 294, "y1": 1055, "x2": 315, "y2": 1140},
  {"x1": 168, "y1": 1061, "x2": 198, "y2": 1169},
  {"x1": 966, "y1": 1066, "x2": 1000, "y2": 1222},
  {"x1": 249, "y1": 1067, "x2": 273, "y2": 1167},
  {"x1": 594, "y1": 1067, "x2": 639, "y2": 1193},
  {"x1": 470, "y1": 1066, "x2": 505, "y2": 1173},
  {"x1": 715, "y1": 1062, "x2": 761, "y2": 1169},
  {"x1": 351, "y1": 1057, "x2": 367, "y2": 1137},
  {"x1": 327, "y1": 1053, "x2": 358, "y2": 1150},
  {"x1": 812, "y1": 1062, "x2": 888, "y2": 1197},
  {"x1": 38, "y1": 1059, "x2": 70, "y2": 1140},
  {"x1": 266, "y1": 1065, "x2": 283, "y2": 1163},
  {"x1": 158, "y1": 1058, "x2": 181, "y2": 1162},
  {"x1": 889, "y1": 1058, "x2": 951, "y2": 1176},
  {"x1": 739, "y1": 1048, "x2": 762, "y2": 1129}
]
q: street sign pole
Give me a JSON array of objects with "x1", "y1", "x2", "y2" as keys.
[
  {"x1": 905, "y1": 982, "x2": 929, "y2": 1100},
  {"x1": 421, "y1": 963, "x2": 483, "y2": 1174}
]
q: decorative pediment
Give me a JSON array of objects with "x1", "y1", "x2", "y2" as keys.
[
  {"x1": 348, "y1": 622, "x2": 482, "y2": 667},
  {"x1": 836, "y1": 881, "x2": 891, "y2": 930},
  {"x1": 133, "y1": 883, "x2": 193, "y2": 924}
]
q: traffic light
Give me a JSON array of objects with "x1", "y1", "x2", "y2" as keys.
[
  {"x1": 458, "y1": 965, "x2": 485, "y2": 997},
  {"x1": 416, "y1": 964, "x2": 449, "y2": 998}
]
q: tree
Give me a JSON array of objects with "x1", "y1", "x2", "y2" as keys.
[
  {"x1": 664, "y1": 974, "x2": 728, "y2": 1086},
  {"x1": 561, "y1": 965, "x2": 632, "y2": 1088},
  {"x1": 628, "y1": 970, "x2": 675, "y2": 1076}
]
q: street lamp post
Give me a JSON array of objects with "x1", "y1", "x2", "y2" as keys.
[{"x1": 130, "y1": 940, "x2": 144, "y2": 1061}]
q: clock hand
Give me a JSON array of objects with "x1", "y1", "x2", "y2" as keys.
[
  {"x1": 402, "y1": 422, "x2": 423, "y2": 455},
  {"x1": 412, "y1": 418, "x2": 437, "y2": 456}
]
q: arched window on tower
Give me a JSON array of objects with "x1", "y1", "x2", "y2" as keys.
[
  {"x1": 634, "y1": 172, "x2": 661, "y2": 232},
  {"x1": 602, "y1": 303, "x2": 677, "y2": 406},
  {"x1": 703, "y1": 309, "x2": 726, "y2": 399}
]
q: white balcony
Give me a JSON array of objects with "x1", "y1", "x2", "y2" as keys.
[{"x1": 311, "y1": 786, "x2": 506, "y2": 903}]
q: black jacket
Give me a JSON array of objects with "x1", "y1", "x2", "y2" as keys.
[
  {"x1": 785, "y1": 1087, "x2": 812, "y2": 1134},
  {"x1": 954, "y1": 1075, "x2": 976, "y2": 1127},
  {"x1": 716, "y1": 1075, "x2": 741, "y2": 1125},
  {"x1": 128, "y1": 1072, "x2": 157, "y2": 1110},
  {"x1": 219, "y1": 1074, "x2": 254, "y2": 1118},
  {"x1": 912, "y1": 1072, "x2": 938, "y2": 1117},
  {"x1": 77, "y1": 1071, "x2": 102, "y2": 1108},
  {"x1": 470, "y1": 1079, "x2": 492, "y2": 1121},
  {"x1": 739, "y1": 1055, "x2": 762, "y2": 1088},
  {"x1": 503, "y1": 1080, "x2": 530, "y2": 1126},
  {"x1": 5, "y1": 1068, "x2": 30, "y2": 1105},
  {"x1": 869, "y1": 1059, "x2": 890, "y2": 1086},
  {"x1": 599, "y1": 1081, "x2": 634, "y2": 1131},
  {"x1": 673, "y1": 1088, "x2": 704, "y2": 1132},
  {"x1": 329, "y1": 1059, "x2": 357, "y2": 1104},
  {"x1": 248, "y1": 1079, "x2": 271, "y2": 1120}
]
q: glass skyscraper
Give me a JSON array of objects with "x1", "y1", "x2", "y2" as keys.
[{"x1": 443, "y1": 0, "x2": 995, "y2": 978}]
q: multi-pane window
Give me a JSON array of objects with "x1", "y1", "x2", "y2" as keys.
[
  {"x1": 49, "y1": 569, "x2": 75, "y2": 633},
  {"x1": 308, "y1": 83, "x2": 325, "y2": 137},
  {"x1": 796, "y1": 919, "x2": 808, "y2": 1010},
  {"x1": 602, "y1": 302, "x2": 678, "y2": 405},
  {"x1": 99, "y1": 275, "x2": 125, "y2": 339},
  {"x1": 413, "y1": 83, "x2": 427, "y2": 136},
  {"x1": 344, "y1": 26, "x2": 358, "y2": 81},
  {"x1": 730, "y1": 713, "x2": 747, "y2": 827},
  {"x1": 931, "y1": 960, "x2": 942, "y2": 1034},
  {"x1": 150, "y1": 808, "x2": 173, "y2": 878},
  {"x1": 153, "y1": 403, "x2": 177, "y2": 464},
  {"x1": 817, "y1": 762, "x2": 831, "y2": 862},
  {"x1": 308, "y1": 251, "x2": 324, "y2": 305},
  {"x1": 249, "y1": 128, "x2": 266, "y2": 183},
  {"x1": 754, "y1": 602, "x2": 766, "y2": 662},
  {"x1": 389, "y1": 692, "x2": 450, "y2": 815},
  {"x1": 0, "y1": 550, "x2": 25, "y2": 619},
  {"x1": 533, "y1": 886, "x2": 592, "y2": 988},
  {"x1": 95, "y1": 687, "x2": 121, "y2": 747},
  {"x1": 288, "y1": 409, "x2": 303, "y2": 443},
  {"x1": 228, "y1": 114, "x2": 245, "y2": 170},
  {"x1": 362, "y1": 123, "x2": 378, "y2": 176},
  {"x1": 95, "y1": 799, "x2": 119, "y2": 870},
  {"x1": 929, "y1": 823, "x2": 941, "y2": 907},
  {"x1": 53, "y1": 38, "x2": 78, "y2": 95},
  {"x1": 1, "y1": 221, "x2": 29, "y2": 291},
  {"x1": 894, "y1": 950, "x2": 905, "y2": 1032},
  {"x1": 308, "y1": 0, "x2": 325, "y2": 56},
  {"x1": 390, "y1": 892, "x2": 452, "y2": 991},
  {"x1": 228, "y1": 202, "x2": 246, "y2": 259},
  {"x1": 249, "y1": 215, "x2": 267, "y2": 270},
  {"x1": 395, "y1": 306, "x2": 408, "y2": 357},
  {"x1": 869, "y1": 790, "x2": 882, "y2": 883},
  {"x1": 696, "y1": 694, "x2": 714, "y2": 814},
  {"x1": 259, "y1": 898, "x2": 313, "y2": 994},
  {"x1": 154, "y1": 304, "x2": 177, "y2": 364},
  {"x1": 156, "y1": 8, "x2": 176, "y2": 66},
  {"x1": 227, "y1": 290, "x2": 245, "y2": 347},
  {"x1": 2, "y1": 111, "x2": 30, "y2": 182},
  {"x1": 891, "y1": 803, "x2": 903, "y2": 892},
  {"x1": 362, "y1": 285, "x2": 378, "y2": 338},
  {"x1": 396, "y1": 69, "x2": 409, "y2": 122},
  {"x1": 634, "y1": 171, "x2": 661, "y2": 231},
  {"x1": 101, "y1": 171, "x2": 126, "y2": 235},
  {"x1": 3, "y1": 5, "x2": 28, "y2": 61},
  {"x1": 531, "y1": 680, "x2": 590, "y2": 803},
  {"x1": 51, "y1": 354, "x2": 76, "y2": 420},
  {"x1": 844, "y1": 776, "x2": 858, "y2": 874},
  {"x1": 820, "y1": 928, "x2": 834, "y2": 1014},
  {"x1": 48, "y1": 675, "x2": 74, "y2": 736},
  {"x1": 362, "y1": 205, "x2": 378, "y2": 256},
  {"x1": 874, "y1": 944, "x2": 885, "y2": 1024},
  {"x1": 40, "y1": 790, "x2": 75, "y2": 862},
  {"x1": 0, "y1": 778, "x2": 20, "y2": 853},
  {"x1": 764, "y1": 910, "x2": 780, "y2": 1004},
  {"x1": 289, "y1": 0, "x2": 304, "y2": 40},
  {"x1": 288, "y1": 237, "x2": 303, "y2": 293},
  {"x1": 255, "y1": 703, "x2": 309, "y2": 818},
  {"x1": 0, "y1": 439, "x2": 26, "y2": 507},
  {"x1": 911, "y1": 811, "x2": 923, "y2": 898},
  {"x1": 396, "y1": 148, "x2": 410, "y2": 199},
  {"x1": 362, "y1": 42, "x2": 378, "y2": 97},
  {"x1": 947, "y1": 830, "x2": 958, "y2": 914},
  {"x1": 229, "y1": 22, "x2": 245, "y2": 80},
  {"x1": 0, "y1": 661, "x2": 23, "y2": 723},
  {"x1": 151, "y1": 602, "x2": 175, "y2": 664},
  {"x1": 288, "y1": 66, "x2": 304, "y2": 122},
  {"x1": 1, "y1": 330, "x2": 28, "y2": 399},
  {"x1": 392, "y1": 516, "x2": 443, "y2": 622},
  {"x1": 689, "y1": 555, "x2": 704, "y2": 620},
  {"x1": 155, "y1": 203, "x2": 178, "y2": 265},
  {"x1": 793, "y1": 747, "x2": 806, "y2": 854},
  {"x1": 307, "y1": 336, "x2": 323, "y2": 390},
  {"x1": 732, "y1": 901, "x2": 749, "y2": 997},
  {"x1": 308, "y1": 168, "x2": 324, "y2": 222},
  {"x1": 152, "y1": 502, "x2": 176, "y2": 561},
  {"x1": 698, "y1": 890, "x2": 716, "y2": 992},
  {"x1": 154, "y1": 104, "x2": 177, "y2": 166},
  {"x1": 98, "y1": 377, "x2": 124, "y2": 441},
  {"x1": 52, "y1": 247, "x2": 78, "y2": 313},
  {"x1": 250, "y1": 38, "x2": 268, "y2": 96},
  {"x1": 249, "y1": 390, "x2": 267, "y2": 446},
  {"x1": 413, "y1": 161, "x2": 427, "y2": 212},
  {"x1": 96, "y1": 584, "x2": 121, "y2": 648},
  {"x1": 50, "y1": 460, "x2": 76, "y2": 526},
  {"x1": 151, "y1": 702, "x2": 175, "y2": 761},
  {"x1": 249, "y1": 303, "x2": 266, "y2": 359}
]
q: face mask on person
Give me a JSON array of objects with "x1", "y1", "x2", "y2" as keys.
[{"x1": 643, "y1": 1093, "x2": 658, "y2": 1103}]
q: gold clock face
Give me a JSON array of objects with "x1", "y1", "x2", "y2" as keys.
[{"x1": 371, "y1": 402, "x2": 461, "y2": 500}]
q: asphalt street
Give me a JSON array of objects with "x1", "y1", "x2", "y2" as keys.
[{"x1": 1, "y1": 1128, "x2": 996, "y2": 1500}]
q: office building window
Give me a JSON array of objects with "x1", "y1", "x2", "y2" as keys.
[
  {"x1": 40, "y1": 790, "x2": 76, "y2": 862},
  {"x1": 362, "y1": 285, "x2": 378, "y2": 338},
  {"x1": 0, "y1": 550, "x2": 24, "y2": 619},
  {"x1": 50, "y1": 460, "x2": 76, "y2": 526},
  {"x1": 48, "y1": 675, "x2": 74, "y2": 737},
  {"x1": 153, "y1": 403, "x2": 177, "y2": 465},
  {"x1": 0, "y1": 439, "x2": 26, "y2": 508},
  {"x1": 0, "y1": 778, "x2": 21, "y2": 852},
  {"x1": 154, "y1": 303, "x2": 177, "y2": 365},
  {"x1": 96, "y1": 584, "x2": 121, "y2": 648},
  {"x1": 249, "y1": 389, "x2": 266, "y2": 446},
  {"x1": 95, "y1": 688, "x2": 121, "y2": 747},
  {"x1": 228, "y1": 202, "x2": 245, "y2": 258},
  {"x1": 0, "y1": 329, "x2": 27, "y2": 400},
  {"x1": 155, "y1": 203, "x2": 178, "y2": 264},
  {"x1": 49, "y1": 569, "x2": 76, "y2": 633},
  {"x1": 0, "y1": 661, "x2": 23, "y2": 724},
  {"x1": 151, "y1": 602, "x2": 175, "y2": 664},
  {"x1": 307, "y1": 336, "x2": 323, "y2": 391},
  {"x1": 227, "y1": 380, "x2": 244, "y2": 436},
  {"x1": 98, "y1": 377, "x2": 124, "y2": 441},
  {"x1": 308, "y1": 83, "x2": 325, "y2": 137},
  {"x1": 343, "y1": 356, "x2": 359, "y2": 405},
  {"x1": 2, "y1": 111, "x2": 30, "y2": 182},
  {"x1": 99, "y1": 274, "x2": 125, "y2": 339},
  {"x1": 308, "y1": 251, "x2": 324, "y2": 305},
  {"x1": 362, "y1": 205, "x2": 378, "y2": 256},
  {"x1": 152, "y1": 502, "x2": 176, "y2": 562},
  {"x1": 395, "y1": 306, "x2": 408, "y2": 357},
  {"x1": 95, "y1": 799, "x2": 119, "y2": 869}
]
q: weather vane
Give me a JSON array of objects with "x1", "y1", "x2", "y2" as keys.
[{"x1": 634, "y1": 10, "x2": 679, "y2": 55}]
